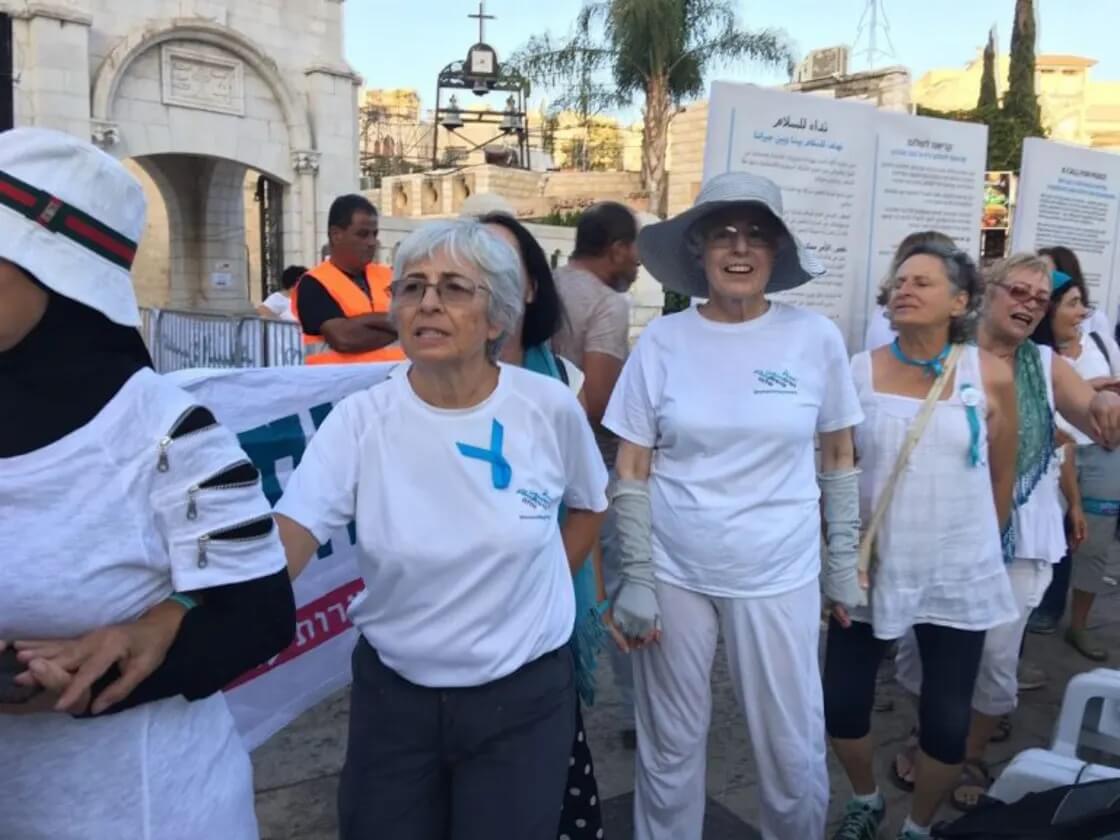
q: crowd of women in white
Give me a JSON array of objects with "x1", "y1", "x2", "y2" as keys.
[{"x1": 5, "y1": 126, "x2": 1120, "y2": 840}]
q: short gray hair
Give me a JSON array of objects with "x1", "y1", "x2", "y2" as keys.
[
  {"x1": 891, "y1": 239, "x2": 984, "y2": 343},
  {"x1": 390, "y1": 219, "x2": 524, "y2": 361}
]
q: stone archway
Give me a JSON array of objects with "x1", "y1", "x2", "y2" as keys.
[{"x1": 90, "y1": 19, "x2": 321, "y2": 311}]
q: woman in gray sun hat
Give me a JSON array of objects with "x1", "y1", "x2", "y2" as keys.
[{"x1": 601, "y1": 171, "x2": 864, "y2": 839}]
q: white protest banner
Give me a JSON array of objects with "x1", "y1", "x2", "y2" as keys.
[
  {"x1": 1012, "y1": 138, "x2": 1120, "y2": 324},
  {"x1": 168, "y1": 363, "x2": 398, "y2": 750},
  {"x1": 702, "y1": 82, "x2": 988, "y2": 348},
  {"x1": 867, "y1": 111, "x2": 987, "y2": 311}
]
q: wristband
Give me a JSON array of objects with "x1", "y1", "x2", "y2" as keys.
[{"x1": 168, "y1": 592, "x2": 198, "y2": 611}]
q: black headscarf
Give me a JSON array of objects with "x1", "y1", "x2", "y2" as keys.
[{"x1": 0, "y1": 286, "x2": 152, "y2": 457}]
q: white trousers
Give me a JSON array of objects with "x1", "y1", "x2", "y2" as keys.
[
  {"x1": 896, "y1": 558, "x2": 1053, "y2": 716},
  {"x1": 632, "y1": 578, "x2": 829, "y2": 840}
]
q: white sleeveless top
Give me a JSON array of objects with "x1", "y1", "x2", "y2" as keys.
[
  {"x1": 850, "y1": 345, "x2": 1018, "y2": 639},
  {"x1": 1013, "y1": 346, "x2": 1066, "y2": 565}
]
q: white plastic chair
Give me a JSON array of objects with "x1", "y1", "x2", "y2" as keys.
[{"x1": 989, "y1": 668, "x2": 1120, "y2": 803}]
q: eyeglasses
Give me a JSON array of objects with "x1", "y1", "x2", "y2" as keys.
[
  {"x1": 993, "y1": 281, "x2": 1051, "y2": 310},
  {"x1": 391, "y1": 274, "x2": 490, "y2": 307},
  {"x1": 703, "y1": 222, "x2": 774, "y2": 250}
]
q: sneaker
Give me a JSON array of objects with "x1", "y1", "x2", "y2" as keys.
[
  {"x1": 1026, "y1": 610, "x2": 1058, "y2": 635},
  {"x1": 1018, "y1": 660, "x2": 1048, "y2": 692},
  {"x1": 1066, "y1": 627, "x2": 1109, "y2": 662},
  {"x1": 832, "y1": 796, "x2": 885, "y2": 840}
]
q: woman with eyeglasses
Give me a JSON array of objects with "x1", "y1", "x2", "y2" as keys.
[
  {"x1": 603, "y1": 172, "x2": 864, "y2": 840},
  {"x1": 825, "y1": 241, "x2": 1021, "y2": 840},
  {"x1": 1029, "y1": 260, "x2": 1120, "y2": 661},
  {"x1": 274, "y1": 219, "x2": 609, "y2": 840}
]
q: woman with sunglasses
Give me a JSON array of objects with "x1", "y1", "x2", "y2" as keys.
[
  {"x1": 604, "y1": 172, "x2": 864, "y2": 840},
  {"x1": 275, "y1": 219, "x2": 609, "y2": 840},
  {"x1": 1030, "y1": 262, "x2": 1120, "y2": 660},
  {"x1": 891, "y1": 253, "x2": 1120, "y2": 811}
]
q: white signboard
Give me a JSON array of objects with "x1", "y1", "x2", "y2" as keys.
[
  {"x1": 1012, "y1": 138, "x2": 1120, "y2": 325},
  {"x1": 703, "y1": 82, "x2": 988, "y2": 348}
]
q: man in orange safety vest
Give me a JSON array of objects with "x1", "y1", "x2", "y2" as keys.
[{"x1": 292, "y1": 194, "x2": 405, "y2": 364}]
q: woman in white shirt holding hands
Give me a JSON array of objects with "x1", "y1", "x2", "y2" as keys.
[
  {"x1": 275, "y1": 219, "x2": 608, "y2": 840},
  {"x1": 603, "y1": 172, "x2": 864, "y2": 840}
]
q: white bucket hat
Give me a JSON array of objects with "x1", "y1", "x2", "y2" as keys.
[
  {"x1": 0, "y1": 127, "x2": 146, "y2": 326},
  {"x1": 638, "y1": 172, "x2": 823, "y2": 298}
]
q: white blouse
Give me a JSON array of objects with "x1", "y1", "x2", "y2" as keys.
[{"x1": 849, "y1": 345, "x2": 1018, "y2": 638}]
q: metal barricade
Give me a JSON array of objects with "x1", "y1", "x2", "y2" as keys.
[{"x1": 139, "y1": 307, "x2": 305, "y2": 372}]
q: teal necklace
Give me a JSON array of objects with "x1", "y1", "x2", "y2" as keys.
[{"x1": 891, "y1": 338, "x2": 950, "y2": 378}]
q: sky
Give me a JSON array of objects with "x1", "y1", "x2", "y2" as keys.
[{"x1": 344, "y1": 0, "x2": 1120, "y2": 121}]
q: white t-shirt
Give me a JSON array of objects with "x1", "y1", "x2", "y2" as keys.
[
  {"x1": 603, "y1": 303, "x2": 864, "y2": 598},
  {"x1": 276, "y1": 363, "x2": 608, "y2": 688},
  {"x1": 1058, "y1": 334, "x2": 1115, "y2": 445},
  {"x1": 261, "y1": 291, "x2": 296, "y2": 321},
  {"x1": 0, "y1": 368, "x2": 285, "y2": 840}
]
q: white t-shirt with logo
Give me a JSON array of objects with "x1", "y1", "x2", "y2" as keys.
[
  {"x1": 0, "y1": 369, "x2": 285, "y2": 840},
  {"x1": 276, "y1": 363, "x2": 608, "y2": 688},
  {"x1": 603, "y1": 303, "x2": 864, "y2": 598}
]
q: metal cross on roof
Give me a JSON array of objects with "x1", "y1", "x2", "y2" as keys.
[{"x1": 468, "y1": 1, "x2": 494, "y2": 43}]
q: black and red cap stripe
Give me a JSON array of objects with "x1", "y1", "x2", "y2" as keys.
[{"x1": 0, "y1": 169, "x2": 137, "y2": 270}]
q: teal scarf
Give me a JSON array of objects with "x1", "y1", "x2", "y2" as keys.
[
  {"x1": 522, "y1": 344, "x2": 606, "y2": 706},
  {"x1": 1004, "y1": 341, "x2": 1055, "y2": 562},
  {"x1": 1013, "y1": 341, "x2": 1055, "y2": 508}
]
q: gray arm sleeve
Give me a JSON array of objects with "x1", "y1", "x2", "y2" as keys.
[
  {"x1": 819, "y1": 468, "x2": 867, "y2": 608},
  {"x1": 609, "y1": 478, "x2": 660, "y2": 637}
]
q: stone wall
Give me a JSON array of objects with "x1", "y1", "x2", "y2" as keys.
[
  {"x1": 4, "y1": 0, "x2": 361, "y2": 313},
  {"x1": 381, "y1": 166, "x2": 647, "y2": 219},
  {"x1": 666, "y1": 103, "x2": 709, "y2": 217}
]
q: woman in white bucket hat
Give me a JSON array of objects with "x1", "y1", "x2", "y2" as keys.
[
  {"x1": 601, "y1": 171, "x2": 865, "y2": 839},
  {"x1": 0, "y1": 127, "x2": 295, "y2": 839}
]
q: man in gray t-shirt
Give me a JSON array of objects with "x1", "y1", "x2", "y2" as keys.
[
  {"x1": 551, "y1": 202, "x2": 640, "y2": 470},
  {"x1": 552, "y1": 202, "x2": 640, "y2": 745}
]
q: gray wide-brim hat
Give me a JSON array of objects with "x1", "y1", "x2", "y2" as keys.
[{"x1": 638, "y1": 171, "x2": 824, "y2": 298}]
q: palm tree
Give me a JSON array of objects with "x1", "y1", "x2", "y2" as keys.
[{"x1": 513, "y1": 0, "x2": 792, "y2": 216}]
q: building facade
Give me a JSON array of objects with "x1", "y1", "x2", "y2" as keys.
[{"x1": 5, "y1": 0, "x2": 362, "y2": 311}]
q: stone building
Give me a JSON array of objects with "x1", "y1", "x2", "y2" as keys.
[
  {"x1": 914, "y1": 52, "x2": 1120, "y2": 151},
  {"x1": 5, "y1": 0, "x2": 362, "y2": 311}
]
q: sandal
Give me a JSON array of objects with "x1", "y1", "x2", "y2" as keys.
[
  {"x1": 990, "y1": 714, "x2": 1012, "y2": 744},
  {"x1": 1066, "y1": 627, "x2": 1109, "y2": 662},
  {"x1": 889, "y1": 728, "x2": 918, "y2": 792},
  {"x1": 950, "y1": 758, "x2": 992, "y2": 812}
]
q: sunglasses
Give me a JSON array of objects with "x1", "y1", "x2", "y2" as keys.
[
  {"x1": 702, "y1": 221, "x2": 776, "y2": 250},
  {"x1": 994, "y1": 281, "x2": 1050, "y2": 310}
]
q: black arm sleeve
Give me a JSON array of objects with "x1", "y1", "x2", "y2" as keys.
[
  {"x1": 90, "y1": 568, "x2": 296, "y2": 715},
  {"x1": 294, "y1": 276, "x2": 345, "y2": 336}
]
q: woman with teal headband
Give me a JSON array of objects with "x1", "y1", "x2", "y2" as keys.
[
  {"x1": 480, "y1": 210, "x2": 621, "y2": 840},
  {"x1": 1030, "y1": 259, "x2": 1120, "y2": 661}
]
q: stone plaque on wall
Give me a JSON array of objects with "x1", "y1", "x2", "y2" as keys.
[{"x1": 161, "y1": 45, "x2": 245, "y2": 116}]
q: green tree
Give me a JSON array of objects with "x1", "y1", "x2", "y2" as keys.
[
  {"x1": 918, "y1": 2, "x2": 1045, "y2": 172},
  {"x1": 977, "y1": 26, "x2": 998, "y2": 110},
  {"x1": 512, "y1": 0, "x2": 791, "y2": 216}
]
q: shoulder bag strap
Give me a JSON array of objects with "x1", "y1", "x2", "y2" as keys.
[
  {"x1": 858, "y1": 343, "x2": 965, "y2": 574},
  {"x1": 1089, "y1": 331, "x2": 1111, "y2": 370}
]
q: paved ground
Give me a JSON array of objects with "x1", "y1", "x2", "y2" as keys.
[{"x1": 253, "y1": 590, "x2": 1120, "y2": 839}]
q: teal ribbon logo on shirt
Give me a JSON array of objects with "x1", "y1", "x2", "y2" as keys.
[{"x1": 456, "y1": 419, "x2": 512, "y2": 490}]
